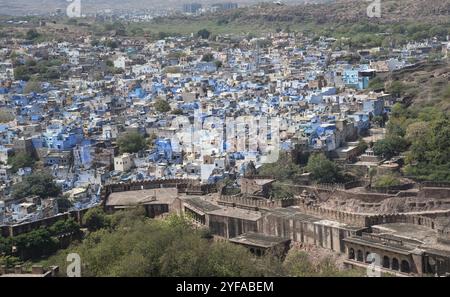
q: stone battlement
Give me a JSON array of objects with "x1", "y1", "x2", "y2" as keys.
[
  {"x1": 219, "y1": 195, "x2": 298, "y2": 210},
  {"x1": 219, "y1": 192, "x2": 447, "y2": 231}
]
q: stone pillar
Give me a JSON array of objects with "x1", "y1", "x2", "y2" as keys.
[{"x1": 411, "y1": 253, "x2": 423, "y2": 276}]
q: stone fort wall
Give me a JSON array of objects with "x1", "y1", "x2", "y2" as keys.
[{"x1": 0, "y1": 208, "x2": 91, "y2": 237}]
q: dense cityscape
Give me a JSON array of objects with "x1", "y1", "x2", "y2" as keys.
[{"x1": 0, "y1": 0, "x2": 449, "y2": 280}]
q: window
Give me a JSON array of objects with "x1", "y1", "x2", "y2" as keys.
[
  {"x1": 357, "y1": 250, "x2": 364, "y2": 262},
  {"x1": 383, "y1": 256, "x2": 390, "y2": 269},
  {"x1": 348, "y1": 248, "x2": 355, "y2": 260},
  {"x1": 400, "y1": 260, "x2": 410, "y2": 273},
  {"x1": 392, "y1": 258, "x2": 399, "y2": 271}
]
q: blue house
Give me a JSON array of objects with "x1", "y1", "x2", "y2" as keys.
[
  {"x1": 348, "y1": 113, "x2": 370, "y2": 134},
  {"x1": 363, "y1": 98, "x2": 385, "y2": 117},
  {"x1": 342, "y1": 69, "x2": 369, "y2": 90}
]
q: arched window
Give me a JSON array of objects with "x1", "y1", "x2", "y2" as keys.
[
  {"x1": 392, "y1": 258, "x2": 399, "y2": 270},
  {"x1": 357, "y1": 250, "x2": 364, "y2": 262},
  {"x1": 348, "y1": 248, "x2": 355, "y2": 260},
  {"x1": 401, "y1": 260, "x2": 410, "y2": 273},
  {"x1": 365, "y1": 252, "x2": 371, "y2": 263},
  {"x1": 383, "y1": 256, "x2": 390, "y2": 269}
]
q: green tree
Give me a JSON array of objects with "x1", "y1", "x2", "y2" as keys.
[
  {"x1": 83, "y1": 208, "x2": 109, "y2": 232},
  {"x1": 56, "y1": 197, "x2": 73, "y2": 213},
  {"x1": 201, "y1": 53, "x2": 214, "y2": 62},
  {"x1": 283, "y1": 250, "x2": 362, "y2": 277},
  {"x1": 25, "y1": 29, "x2": 40, "y2": 40},
  {"x1": 258, "y1": 152, "x2": 303, "y2": 182},
  {"x1": 197, "y1": 29, "x2": 211, "y2": 39},
  {"x1": 356, "y1": 139, "x2": 369, "y2": 155},
  {"x1": 388, "y1": 81, "x2": 406, "y2": 97},
  {"x1": 14, "y1": 65, "x2": 31, "y2": 81},
  {"x1": 374, "y1": 175, "x2": 401, "y2": 188},
  {"x1": 269, "y1": 183, "x2": 294, "y2": 200},
  {"x1": 117, "y1": 132, "x2": 147, "y2": 154},
  {"x1": 7, "y1": 152, "x2": 35, "y2": 172},
  {"x1": 373, "y1": 136, "x2": 408, "y2": 159},
  {"x1": 40, "y1": 210, "x2": 361, "y2": 277},
  {"x1": 372, "y1": 115, "x2": 385, "y2": 127},
  {"x1": 12, "y1": 228, "x2": 58, "y2": 260},
  {"x1": 283, "y1": 250, "x2": 315, "y2": 276},
  {"x1": 12, "y1": 172, "x2": 61, "y2": 199},
  {"x1": 306, "y1": 153, "x2": 341, "y2": 183},
  {"x1": 368, "y1": 77, "x2": 385, "y2": 90},
  {"x1": 154, "y1": 99, "x2": 171, "y2": 113},
  {"x1": 49, "y1": 218, "x2": 81, "y2": 237}
]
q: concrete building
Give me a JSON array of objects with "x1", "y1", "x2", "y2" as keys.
[{"x1": 114, "y1": 153, "x2": 134, "y2": 172}]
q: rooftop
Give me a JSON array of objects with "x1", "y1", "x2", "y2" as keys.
[
  {"x1": 106, "y1": 188, "x2": 178, "y2": 206},
  {"x1": 183, "y1": 196, "x2": 222, "y2": 213},
  {"x1": 229, "y1": 232, "x2": 290, "y2": 248},
  {"x1": 372, "y1": 223, "x2": 438, "y2": 245},
  {"x1": 207, "y1": 207, "x2": 261, "y2": 221}
]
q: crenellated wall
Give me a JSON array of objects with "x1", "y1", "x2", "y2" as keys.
[
  {"x1": 218, "y1": 195, "x2": 299, "y2": 210},
  {"x1": 219, "y1": 193, "x2": 448, "y2": 230},
  {"x1": 0, "y1": 208, "x2": 91, "y2": 238}
]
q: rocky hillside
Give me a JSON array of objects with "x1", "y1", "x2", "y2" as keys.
[{"x1": 386, "y1": 62, "x2": 450, "y2": 111}]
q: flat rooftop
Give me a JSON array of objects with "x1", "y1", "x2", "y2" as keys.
[
  {"x1": 183, "y1": 197, "x2": 222, "y2": 213},
  {"x1": 207, "y1": 207, "x2": 261, "y2": 221},
  {"x1": 372, "y1": 223, "x2": 438, "y2": 246},
  {"x1": 229, "y1": 232, "x2": 290, "y2": 248},
  {"x1": 106, "y1": 188, "x2": 178, "y2": 206},
  {"x1": 344, "y1": 235, "x2": 414, "y2": 255}
]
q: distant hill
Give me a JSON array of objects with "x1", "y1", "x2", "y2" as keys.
[
  {"x1": 187, "y1": 0, "x2": 450, "y2": 25},
  {"x1": 2, "y1": 0, "x2": 448, "y2": 25},
  {"x1": 0, "y1": 0, "x2": 315, "y2": 16},
  {"x1": 386, "y1": 62, "x2": 450, "y2": 111}
]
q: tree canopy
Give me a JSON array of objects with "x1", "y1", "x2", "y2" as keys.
[
  {"x1": 374, "y1": 103, "x2": 450, "y2": 181},
  {"x1": 306, "y1": 153, "x2": 341, "y2": 184},
  {"x1": 39, "y1": 209, "x2": 361, "y2": 277},
  {"x1": 7, "y1": 152, "x2": 35, "y2": 172},
  {"x1": 197, "y1": 29, "x2": 211, "y2": 39},
  {"x1": 12, "y1": 172, "x2": 61, "y2": 199},
  {"x1": 373, "y1": 136, "x2": 408, "y2": 159},
  {"x1": 83, "y1": 207, "x2": 110, "y2": 232},
  {"x1": 258, "y1": 152, "x2": 303, "y2": 182},
  {"x1": 0, "y1": 218, "x2": 80, "y2": 261},
  {"x1": 154, "y1": 99, "x2": 171, "y2": 113},
  {"x1": 117, "y1": 132, "x2": 147, "y2": 154}
]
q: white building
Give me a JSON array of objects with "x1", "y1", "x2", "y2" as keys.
[
  {"x1": 0, "y1": 62, "x2": 14, "y2": 80},
  {"x1": 114, "y1": 153, "x2": 134, "y2": 172}
]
